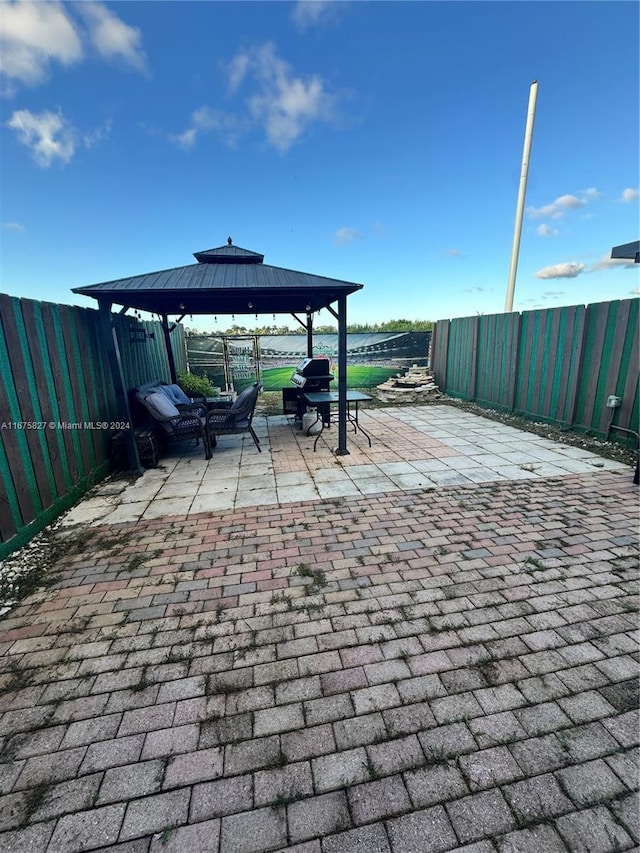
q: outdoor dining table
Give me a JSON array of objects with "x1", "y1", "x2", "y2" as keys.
[{"x1": 303, "y1": 390, "x2": 373, "y2": 451}]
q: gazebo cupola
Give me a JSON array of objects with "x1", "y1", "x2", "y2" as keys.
[{"x1": 193, "y1": 238, "x2": 265, "y2": 265}]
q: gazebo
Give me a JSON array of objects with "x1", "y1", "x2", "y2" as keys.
[{"x1": 73, "y1": 240, "x2": 364, "y2": 469}]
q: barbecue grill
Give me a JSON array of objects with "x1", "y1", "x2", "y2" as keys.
[{"x1": 282, "y1": 356, "x2": 334, "y2": 420}]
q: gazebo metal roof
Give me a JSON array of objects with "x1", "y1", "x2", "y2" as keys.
[{"x1": 73, "y1": 240, "x2": 363, "y2": 316}]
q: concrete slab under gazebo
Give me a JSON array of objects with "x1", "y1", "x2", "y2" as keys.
[{"x1": 73, "y1": 239, "x2": 364, "y2": 469}]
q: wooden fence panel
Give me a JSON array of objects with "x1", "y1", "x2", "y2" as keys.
[
  {"x1": 445, "y1": 316, "x2": 478, "y2": 400},
  {"x1": 19, "y1": 300, "x2": 71, "y2": 497},
  {"x1": 114, "y1": 318, "x2": 187, "y2": 388},
  {"x1": 555, "y1": 306, "x2": 586, "y2": 427},
  {"x1": 475, "y1": 313, "x2": 520, "y2": 410},
  {"x1": 0, "y1": 296, "x2": 38, "y2": 537},
  {"x1": 573, "y1": 299, "x2": 639, "y2": 435},
  {"x1": 515, "y1": 305, "x2": 586, "y2": 424},
  {"x1": 434, "y1": 298, "x2": 638, "y2": 440},
  {"x1": 1, "y1": 295, "x2": 186, "y2": 559},
  {"x1": 430, "y1": 319, "x2": 450, "y2": 391}
]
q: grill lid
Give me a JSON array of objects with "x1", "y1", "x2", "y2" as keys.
[{"x1": 295, "y1": 357, "x2": 331, "y2": 376}]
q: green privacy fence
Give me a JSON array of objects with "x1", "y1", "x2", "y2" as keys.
[
  {"x1": 431, "y1": 299, "x2": 639, "y2": 441},
  {"x1": 0, "y1": 294, "x2": 186, "y2": 560}
]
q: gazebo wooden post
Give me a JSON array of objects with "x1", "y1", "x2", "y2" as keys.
[
  {"x1": 160, "y1": 314, "x2": 178, "y2": 384},
  {"x1": 97, "y1": 299, "x2": 142, "y2": 474},
  {"x1": 336, "y1": 295, "x2": 348, "y2": 455},
  {"x1": 306, "y1": 312, "x2": 313, "y2": 358}
]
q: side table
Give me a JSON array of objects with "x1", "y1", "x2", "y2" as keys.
[{"x1": 111, "y1": 428, "x2": 161, "y2": 470}]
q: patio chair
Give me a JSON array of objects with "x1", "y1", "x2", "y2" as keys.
[
  {"x1": 135, "y1": 387, "x2": 213, "y2": 458},
  {"x1": 206, "y1": 382, "x2": 263, "y2": 453}
]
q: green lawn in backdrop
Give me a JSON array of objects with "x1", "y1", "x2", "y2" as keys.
[
  {"x1": 201, "y1": 365, "x2": 400, "y2": 393},
  {"x1": 249, "y1": 365, "x2": 398, "y2": 392}
]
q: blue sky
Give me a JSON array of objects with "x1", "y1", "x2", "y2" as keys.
[{"x1": 1, "y1": 0, "x2": 638, "y2": 330}]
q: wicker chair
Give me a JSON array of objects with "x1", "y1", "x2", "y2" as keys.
[
  {"x1": 206, "y1": 382, "x2": 263, "y2": 453},
  {"x1": 135, "y1": 388, "x2": 212, "y2": 458}
]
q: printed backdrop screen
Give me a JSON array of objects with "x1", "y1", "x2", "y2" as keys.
[{"x1": 187, "y1": 332, "x2": 431, "y2": 392}]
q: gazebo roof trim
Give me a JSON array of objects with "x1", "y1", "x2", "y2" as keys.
[{"x1": 193, "y1": 242, "x2": 265, "y2": 264}]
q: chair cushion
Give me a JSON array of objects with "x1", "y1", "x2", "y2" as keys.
[
  {"x1": 230, "y1": 385, "x2": 257, "y2": 410},
  {"x1": 144, "y1": 391, "x2": 180, "y2": 419},
  {"x1": 161, "y1": 384, "x2": 192, "y2": 406},
  {"x1": 136, "y1": 381, "x2": 162, "y2": 393}
]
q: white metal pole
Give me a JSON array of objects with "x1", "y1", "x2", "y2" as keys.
[{"x1": 505, "y1": 80, "x2": 538, "y2": 312}]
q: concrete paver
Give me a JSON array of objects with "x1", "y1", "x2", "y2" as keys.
[{"x1": 0, "y1": 404, "x2": 637, "y2": 852}]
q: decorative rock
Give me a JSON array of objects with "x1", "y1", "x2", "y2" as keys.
[{"x1": 375, "y1": 365, "x2": 441, "y2": 403}]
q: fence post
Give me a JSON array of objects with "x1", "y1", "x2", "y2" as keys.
[
  {"x1": 508, "y1": 312, "x2": 522, "y2": 413},
  {"x1": 160, "y1": 315, "x2": 178, "y2": 384},
  {"x1": 98, "y1": 301, "x2": 142, "y2": 474},
  {"x1": 470, "y1": 316, "x2": 479, "y2": 401},
  {"x1": 567, "y1": 305, "x2": 590, "y2": 430}
]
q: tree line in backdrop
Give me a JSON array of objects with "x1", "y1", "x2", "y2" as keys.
[{"x1": 185, "y1": 319, "x2": 433, "y2": 336}]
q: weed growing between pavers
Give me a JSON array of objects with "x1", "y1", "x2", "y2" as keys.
[
  {"x1": 22, "y1": 782, "x2": 51, "y2": 823},
  {"x1": 293, "y1": 563, "x2": 328, "y2": 592},
  {"x1": 5, "y1": 657, "x2": 35, "y2": 690},
  {"x1": 0, "y1": 563, "x2": 65, "y2": 616},
  {"x1": 523, "y1": 556, "x2": 548, "y2": 572},
  {"x1": 0, "y1": 733, "x2": 21, "y2": 766},
  {"x1": 132, "y1": 667, "x2": 153, "y2": 693},
  {"x1": 157, "y1": 823, "x2": 178, "y2": 845}
]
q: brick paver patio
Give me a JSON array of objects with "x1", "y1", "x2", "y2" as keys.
[{"x1": 0, "y1": 405, "x2": 637, "y2": 852}]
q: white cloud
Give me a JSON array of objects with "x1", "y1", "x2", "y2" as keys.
[
  {"x1": 535, "y1": 262, "x2": 586, "y2": 280},
  {"x1": 2, "y1": 221, "x2": 25, "y2": 231},
  {"x1": 7, "y1": 109, "x2": 75, "y2": 166},
  {"x1": 630, "y1": 287, "x2": 640, "y2": 296},
  {"x1": 589, "y1": 254, "x2": 638, "y2": 272},
  {"x1": 0, "y1": 0, "x2": 83, "y2": 92},
  {"x1": 226, "y1": 42, "x2": 337, "y2": 152},
  {"x1": 620, "y1": 187, "x2": 639, "y2": 202},
  {"x1": 178, "y1": 43, "x2": 340, "y2": 153},
  {"x1": 226, "y1": 52, "x2": 250, "y2": 93},
  {"x1": 82, "y1": 118, "x2": 112, "y2": 148},
  {"x1": 334, "y1": 227, "x2": 359, "y2": 246},
  {"x1": 7, "y1": 108, "x2": 110, "y2": 167},
  {"x1": 447, "y1": 249, "x2": 464, "y2": 258},
  {"x1": 527, "y1": 188, "x2": 602, "y2": 221},
  {"x1": 535, "y1": 252, "x2": 638, "y2": 279},
  {"x1": 536, "y1": 224, "x2": 557, "y2": 237},
  {"x1": 0, "y1": 1, "x2": 147, "y2": 94},
  {"x1": 170, "y1": 106, "x2": 242, "y2": 150},
  {"x1": 527, "y1": 194, "x2": 586, "y2": 220},
  {"x1": 292, "y1": 1, "x2": 343, "y2": 30},
  {"x1": 77, "y1": 3, "x2": 148, "y2": 74}
]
